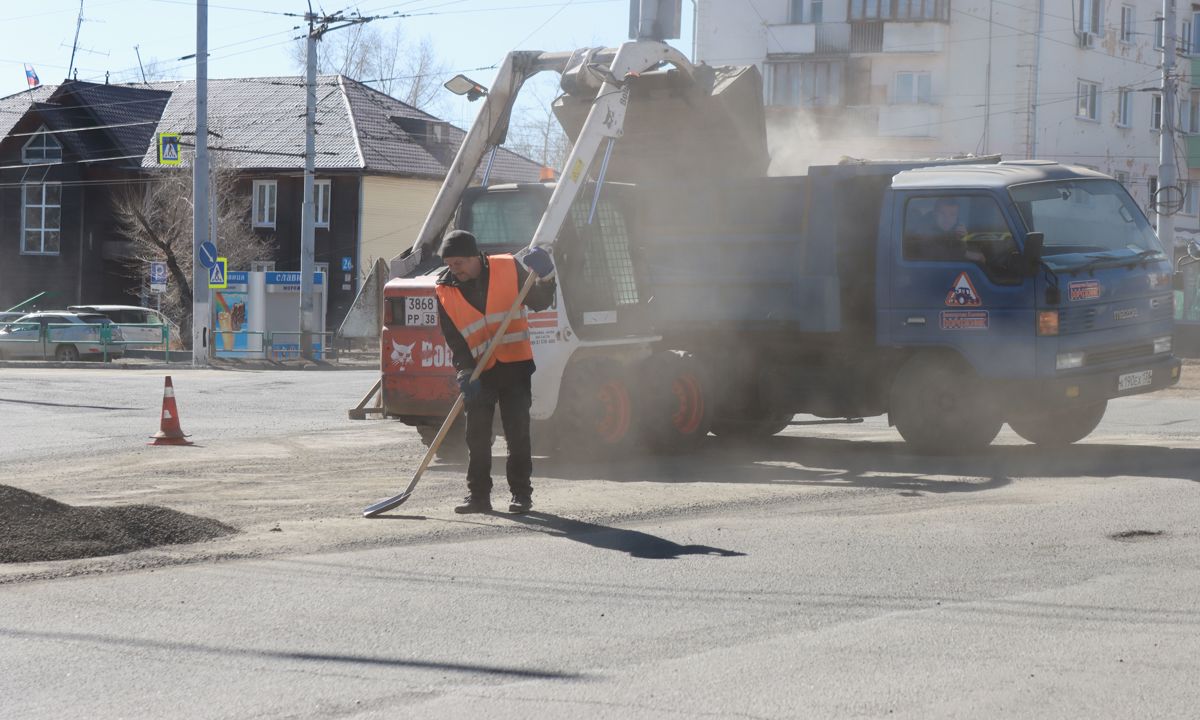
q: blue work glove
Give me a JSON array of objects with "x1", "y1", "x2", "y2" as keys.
[
  {"x1": 522, "y1": 246, "x2": 555, "y2": 279},
  {"x1": 456, "y1": 369, "x2": 481, "y2": 402}
]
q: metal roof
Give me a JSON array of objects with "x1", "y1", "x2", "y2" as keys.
[
  {"x1": 1, "y1": 77, "x2": 542, "y2": 182},
  {"x1": 0, "y1": 85, "x2": 55, "y2": 138},
  {"x1": 137, "y1": 75, "x2": 542, "y2": 182},
  {"x1": 892, "y1": 161, "x2": 1112, "y2": 190}
]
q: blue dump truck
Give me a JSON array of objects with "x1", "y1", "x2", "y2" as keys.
[
  {"x1": 639, "y1": 158, "x2": 1181, "y2": 452},
  {"x1": 383, "y1": 157, "x2": 1182, "y2": 454}
]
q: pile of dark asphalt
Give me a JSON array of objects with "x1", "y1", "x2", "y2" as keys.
[{"x1": 0, "y1": 485, "x2": 235, "y2": 564}]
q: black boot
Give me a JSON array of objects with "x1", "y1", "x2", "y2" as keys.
[
  {"x1": 454, "y1": 494, "x2": 492, "y2": 514},
  {"x1": 508, "y1": 493, "x2": 532, "y2": 514}
]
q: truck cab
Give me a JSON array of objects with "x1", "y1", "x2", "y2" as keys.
[{"x1": 880, "y1": 161, "x2": 1180, "y2": 449}]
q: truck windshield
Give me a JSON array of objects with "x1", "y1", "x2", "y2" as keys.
[{"x1": 1009, "y1": 179, "x2": 1164, "y2": 265}]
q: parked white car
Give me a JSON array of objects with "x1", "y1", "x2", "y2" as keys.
[
  {"x1": 68, "y1": 305, "x2": 176, "y2": 348},
  {"x1": 0, "y1": 312, "x2": 125, "y2": 361}
]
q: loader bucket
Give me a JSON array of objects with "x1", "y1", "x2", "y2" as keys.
[{"x1": 552, "y1": 63, "x2": 768, "y2": 184}]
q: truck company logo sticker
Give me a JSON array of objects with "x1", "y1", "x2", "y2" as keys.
[
  {"x1": 1068, "y1": 280, "x2": 1102, "y2": 301},
  {"x1": 945, "y1": 272, "x2": 982, "y2": 307},
  {"x1": 390, "y1": 340, "x2": 415, "y2": 369},
  {"x1": 940, "y1": 310, "x2": 990, "y2": 330}
]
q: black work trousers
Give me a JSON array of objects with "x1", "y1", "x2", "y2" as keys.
[{"x1": 464, "y1": 372, "x2": 533, "y2": 499}]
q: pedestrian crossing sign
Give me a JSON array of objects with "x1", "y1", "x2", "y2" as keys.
[
  {"x1": 208, "y1": 257, "x2": 227, "y2": 289},
  {"x1": 158, "y1": 133, "x2": 181, "y2": 165}
]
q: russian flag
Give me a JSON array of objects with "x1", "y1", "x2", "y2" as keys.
[{"x1": 24, "y1": 64, "x2": 39, "y2": 88}]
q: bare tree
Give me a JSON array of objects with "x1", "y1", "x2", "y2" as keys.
[
  {"x1": 113, "y1": 167, "x2": 275, "y2": 347},
  {"x1": 288, "y1": 25, "x2": 449, "y2": 113}
]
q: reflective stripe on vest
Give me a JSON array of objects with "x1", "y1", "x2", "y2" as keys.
[{"x1": 435, "y1": 254, "x2": 534, "y2": 372}]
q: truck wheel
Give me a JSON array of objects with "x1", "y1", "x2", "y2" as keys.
[
  {"x1": 639, "y1": 351, "x2": 710, "y2": 452},
  {"x1": 711, "y1": 412, "x2": 793, "y2": 439},
  {"x1": 554, "y1": 359, "x2": 636, "y2": 456},
  {"x1": 1008, "y1": 401, "x2": 1107, "y2": 447},
  {"x1": 890, "y1": 356, "x2": 1001, "y2": 454}
]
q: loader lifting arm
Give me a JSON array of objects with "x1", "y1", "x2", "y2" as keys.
[{"x1": 393, "y1": 40, "x2": 697, "y2": 275}]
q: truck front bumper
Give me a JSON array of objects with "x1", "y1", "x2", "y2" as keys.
[{"x1": 1006, "y1": 354, "x2": 1181, "y2": 412}]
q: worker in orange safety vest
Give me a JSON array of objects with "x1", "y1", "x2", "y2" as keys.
[{"x1": 435, "y1": 230, "x2": 556, "y2": 514}]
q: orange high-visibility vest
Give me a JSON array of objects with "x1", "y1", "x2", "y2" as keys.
[{"x1": 435, "y1": 254, "x2": 533, "y2": 372}]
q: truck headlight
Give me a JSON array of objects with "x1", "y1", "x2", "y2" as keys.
[
  {"x1": 1056, "y1": 351, "x2": 1085, "y2": 370},
  {"x1": 1153, "y1": 336, "x2": 1172, "y2": 354}
]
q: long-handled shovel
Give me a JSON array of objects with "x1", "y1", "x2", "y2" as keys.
[{"x1": 363, "y1": 271, "x2": 540, "y2": 517}]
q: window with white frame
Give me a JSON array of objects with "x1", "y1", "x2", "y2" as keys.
[
  {"x1": 1117, "y1": 88, "x2": 1132, "y2": 127},
  {"x1": 1193, "y1": 12, "x2": 1200, "y2": 53},
  {"x1": 21, "y1": 126, "x2": 62, "y2": 164},
  {"x1": 1183, "y1": 19, "x2": 1193, "y2": 54},
  {"x1": 1181, "y1": 93, "x2": 1200, "y2": 134},
  {"x1": 1155, "y1": 15, "x2": 1164, "y2": 49},
  {"x1": 1151, "y1": 93, "x2": 1163, "y2": 130},
  {"x1": 850, "y1": 0, "x2": 946, "y2": 20},
  {"x1": 1186, "y1": 181, "x2": 1199, "y2": 215},
  {"x1": 252, "y1": 179, "x2": 277, "y2": 228},
  {"x1": 1120, "y1": 5, "x2": 1135, "y2": 43},
  {"x1": 314, "y1": 179, "x2": 331, "y2": 228},
  {"x1": 768, "y1": 61, "x2": 842, "y2": 107},
  {"x1": 21, "y1": 183, "x2": 61, "y2": 255},
  {"x1": 1078, "y1": 0, "x2": 1100, "y2": 34},
  {"x1": 790, "y1": 0, "x2": 804, "y2": 22},
  {"x1": 1076, "y1": 80, "x2": 1099, "y2": 121},
  {"x1": 1149, "y1": 176, "x2": 1159, "y2": 204},
  {"x1": 894, "y1": 71, "x2": 932, "y2": 104}
]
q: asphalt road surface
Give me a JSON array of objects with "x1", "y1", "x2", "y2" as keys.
[{"x1": 2, "y1": 367, "x2": 1200, "y2": 719}]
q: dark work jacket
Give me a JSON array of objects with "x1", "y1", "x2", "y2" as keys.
[{"x1": 436, "y1": 254, "x2": 556, "y2": 386}]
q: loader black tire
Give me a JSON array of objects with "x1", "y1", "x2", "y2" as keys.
[
  {"x1": 1008, "y1": 400, "x2": 1107, "y2": 447},
  {"x1": 553, "y1": 358, "x2": 636, "y2": 457},
  {"x1": 890, "y1": 355, "x2": 1002, "y2": 454},
  {"x1": 638, "y1": 351, "x2": 711, "y2": 452}
]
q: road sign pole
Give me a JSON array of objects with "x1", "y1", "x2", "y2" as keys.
[{"x1": 192, "y1": 0, "x2": 211, "y2": 367}]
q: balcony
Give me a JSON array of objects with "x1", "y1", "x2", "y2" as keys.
[
  {"x1": 882, "y1": 21, "x2": 948, "y2": 52},
  {"x1": 878, "y1": 104, "x2": 942, "y2": 137},
  {"x1": 766, "y1": 23, "x2": 816, "y2": 55}
]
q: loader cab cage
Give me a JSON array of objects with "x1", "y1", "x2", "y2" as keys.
[{"x1": 457, "y1": 183, "x2": 648, "y2": 340}]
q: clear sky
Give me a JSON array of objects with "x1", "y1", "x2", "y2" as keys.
[{"x1": 2, "y1": 0, "x2": 695, "y2": 127}]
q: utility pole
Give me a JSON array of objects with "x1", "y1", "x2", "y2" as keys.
[
  {"x1": 300, "y1": 8, "x2": 318, "y2": 360},
  {"x1": 1158, "y1": 0, "x2": 1178, "y2": 250},
  {"x1": 193, "y1": 0, "x2": 210, "y2": 367},
  {"x1": 300, "y1": 7, "x2": 391, "y2": 360}
]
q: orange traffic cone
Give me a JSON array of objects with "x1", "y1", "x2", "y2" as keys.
[{"x1": 148, "y1": 376, "x2": 193, "y2": 446}]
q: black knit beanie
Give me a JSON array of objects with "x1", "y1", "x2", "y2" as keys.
[{"x1": 439, "y1": 230, "x2": 480, "y2": 258}]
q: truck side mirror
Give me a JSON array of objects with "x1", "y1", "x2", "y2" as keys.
[{"x1": 1023, "y1": 232, "x2": 1044, "y2": 275}]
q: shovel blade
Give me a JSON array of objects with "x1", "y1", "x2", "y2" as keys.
[{"x1": 363, "y1": 491, "x2": 412, "y2": 518}]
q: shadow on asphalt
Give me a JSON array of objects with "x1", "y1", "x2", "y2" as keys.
[
  {"x1": 0, "y1": 628, "x2": 581, "y2": 679},
  {"x1": 500, "y1": 511, "x2": 745, "y2": 560},
  {"x1": 507, "y1": 435, "x2": 1200, "y2": 494}
]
